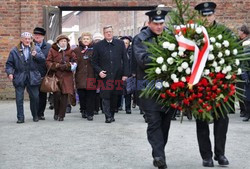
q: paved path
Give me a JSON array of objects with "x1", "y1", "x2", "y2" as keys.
[{"x1": 0, "y1": 101, "x2": 249, "y2": 169}]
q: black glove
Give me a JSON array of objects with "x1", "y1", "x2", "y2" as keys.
[
  {"x1": 50, "y1": 63, "x2": 60, "y2": 71},
  {"x1": 59, "y1": 62, "x2": 71, "y2": 71}
]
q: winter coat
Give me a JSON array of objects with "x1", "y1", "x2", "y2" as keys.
[
  {"x1": 46, "y1": 43, "x2": 77, "y2": 95},
  {"x1": 35, "y1": 40, "x2": 51, "y2": 77},
  {"x1": 91, "y1": 38, "x2": 129, "y2": 99},
  {"x1": 5, "y1": 42, "x2": 45, "y2": 87},
  {"x1": 73, "y1": 41, "x2": 95, "y2": 89}
]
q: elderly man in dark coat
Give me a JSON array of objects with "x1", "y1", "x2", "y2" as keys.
[
  {"x1": 92, "y1": 25, "x2": 129, "y2": 123},
  {"x1": 5, "y1": 32, "x2": 45, "y2": 123},
  {"x1": 33, "y1": 27, "x2": 51, "y2": 120}
]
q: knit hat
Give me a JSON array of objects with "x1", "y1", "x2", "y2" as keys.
[
  {"x1": 21, "y1": 32, "x2": 32, "y2": 38},
  {"x1": 239, "y1": 25, "x2": 250, "y2": 35},
  {"x1": 56, "y1": 34, "x2": 70, "y2": 43},
  {"x1": 93, "y1": 32, "x2": 104, "y2": 41}
]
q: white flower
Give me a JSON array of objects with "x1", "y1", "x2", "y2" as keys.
[
  {"x1": 222, "y1": 68, "x2": 227, "y2": 74},
  {"x1": 181, "y1": 77, "x2": 186, "y2": 82},
  {"x1": 226, "y1": 65, "x2": 232, "y2": 72},
  {"x1": 181, "y1": 62, "x2": 189, "y2": 69},
  {"x1": 155, "y1": 82, "x2": 163, "y2": 89},
  {"x1": 217, "y1": 34, "x2": 223, "y2": 40},
  {"x1": 225, "y1": 49, "x2": 230, "y2": 56},
  {"x1": 204, "y1": 69, "x2": 210, "y2": 75},
  {"x1": 196, "y1": 27, "x2": 202, "y2": 34},
  {"x1": 215, "y1": 42, "x2": 222, "y2": 48},
  {"x1": 210, "y1": 37, "x2": 216, "y2": 43},
  {"x1": 242, "y1": 40, "x2": 250, "y2": 46},
  {"x1": 215, "y1": 66, "x2": 221, "y2": 72},
  {"x1": 173, "y1": 78, "x2": 179, "y2": 83},
  {"x1": 208, "y1": 54, "x2": 215, "y2": 60},
  {"x1": 171, "y1": 52, "x2": 178, "y2": 58},
  {"x1": 209, "y1": 45, "x2": 214, "y2": 51},
  {"x1": 162, "y1": 81, "x2": 169, "y2": 88},
  {"x1": 185, "y1": 68, "x2": 191, "y2": 74},
  {"x1": 190, "y1": 55, "x2": 194, "y2": 61},
  {"x1": 233, "y1": 49, "x2": 238, "y2": 55},
  {"x1": 218, "y1": 52, "x2": 223, "y2": 58},
  {"x1": 178, "y1": 46, "x2": 186, "y2": 52},
  {"x1": 190, "y1": 24, "x2": 195, "y2": 29},
  {"x1": 222, "y1": 40, "x2": 230, "y2": 47},
  {"x1": 171, "y1": 74, "x2": 177, "y2": 80},
  {"x1": 237, "y1": 68, "x2": 242, "y2": 75},
  {"x1": 178, "y1": 51, "x2": 184, "y2": 56},
  {"x1": 177, "y1": 66, "x2": 183, "y2": 72},
  {"x1": 156, "y1": 57, "x2": 164, "y2": 64},
  {"x1": 155, "y1": 67, "x2": 161, "y2": 74},
  {"x1": 167, "y1": 57, "x2": 174, "y2": 65},
  {"x1": 168, "y1": 43, "x2": 176, "y2": 51},
  {"x1": 161, "y1": 64, "x2": 167, "y2": 71},
  {"x1": 212, "y1": 61, "x2": 218, "y2": 67},
  {"x1": 219, "y1": 58, "x2": 225, "y2": 65},
  {"x1": 225, "y1": 74, "x2": 232, "y2": 79},
  {"x1": 163, "y1": 42, "x2": 170, "y2": 49},
  {"x1": 235, "y1": 59, "x2": 240, "y2": 66}
]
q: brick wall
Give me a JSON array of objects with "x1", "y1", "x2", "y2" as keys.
[{"x1": 0, "y1": 0, "x2": 249, "y2": 99}]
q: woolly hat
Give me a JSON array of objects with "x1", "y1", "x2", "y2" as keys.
[{"x1": 56, "y1": 34, "x2": 70, "y2": 43}]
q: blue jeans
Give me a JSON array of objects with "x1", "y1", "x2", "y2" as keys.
[{"x1": 15, "y1": 85, "x2": 39, "y2": 120}]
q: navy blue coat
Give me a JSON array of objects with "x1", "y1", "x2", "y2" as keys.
[
  {"x1": 35, "y1": 40, "x2": 51, "y2": 77},
  {"x1": 5, "y1": 42, "x2": 45, "y2": 87}
]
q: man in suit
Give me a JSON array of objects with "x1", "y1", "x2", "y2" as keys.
[
  {"x1": 92, "y1": 25, "x2": 129, "y2": 123},
  {"x1": 5, "y1": 32, "x2": 45, "y2": 123},
  {"x1": 132, "y1": 6, "x2": 174, "y2": 169},
  {"x1": 33, "y1": 27, "x2": 51, "y2": 120},
  {"x1": 194, "y1": 2, "x2": 230, "y2": 167}
]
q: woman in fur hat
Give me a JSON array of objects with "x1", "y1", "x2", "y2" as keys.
[{"x1": 46, "y1": 34, "x2": 77, "y2": 121}]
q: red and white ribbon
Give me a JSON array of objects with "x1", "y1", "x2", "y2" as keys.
[{"x1": 175, "y1": 25, "x2": 210, "y2": 86}]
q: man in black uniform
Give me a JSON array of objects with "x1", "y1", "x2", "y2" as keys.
[
  {"x1": 132, "y1": 6, "x2": 174, "y2": 169},
  {"x1": 194, "y1": 2, "x2": 230, "y2": 167}
]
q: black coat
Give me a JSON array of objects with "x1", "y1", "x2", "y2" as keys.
[
  {"x1": 35, "y1": 40, "x2": 51, "y2": 77},
  {"x1": 132, "y1": 27, "x2": 171, "y2": 112},
  {"x1": 92, "y1": 38, "x2": 129, "y2": 99}
]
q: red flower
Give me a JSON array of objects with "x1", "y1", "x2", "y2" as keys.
[
  {"x1": 186, "y1": 76, "x2": 190, "y2": 82},
  {"x1": 209, "y1": 72, "x2": 215, "y2": 77},
  {"x1": 223, "y1": 84, "x2": 228, "y2": 89},
  {"x1": 206, "y1": 105, "x2": 212, "y2": 111},
  {"x1": 212, "y1": 79, "x2": 217, "y2": 84},
  {"x1": 197, "y1": 93, "x2": 203, "y2": 98},
  {"x1": 232, "y1": 74, "x2": 236, "y2": 80},
  {"x1": 216, "y1": 103, "x2": 221, "y2": 107},
  {"x1": 212, "y1": 93, "x2": 217, "y2": 99},
  {"x1": 202, "y1": 103, "x2": 208, "y2": 108},
  {"x1": 206, "y1": 87, "x2": 211, "y2": 91},
  {"x1": 224, "y1": 96, "x2": 229, "y2": 102},
  {"x1": 160, "y1": 93, "x2": 166, "y2": 99},
  {"x1": 171, "y1": 82, "x2": 185, "y2": 90},
  {"x1": 200, "y1": 78, "x2": 209, "y2": 86},
  {"x1": 171, "y1": 104, "x2": 177, "y2": 109},
  {"x1": 166, "y1": 90, "x2": 177, "y2": 97},
  {"x1": 183, "y1": 98, "x2": 190, "y2": 105},
  {"x1": 198, "y1": 109, "x2": 203, "y2": 113},
  {"x1": 177, "y1": 106, "x2": 182, "y2": 111},
  {"x1": 198, "y1": 87, "x2": 204, "y2": 92},
  {"x1": 198, "y1": 99, "x2": 204, "y2": 104},
  {"x1": 216, "y1": 89, "x2": 221, "y2": 94},
  {"x1": 212, "y1": 85, "x2": 218, "y2": 91},
  {"x1": 216, "y1": 72, "x2": 225, "y2": 79},
  {"x1": 180, "y1": 92, "x2": 185, "y2": 97}
]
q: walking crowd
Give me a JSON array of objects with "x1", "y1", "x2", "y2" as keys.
[{"x1": 4, "y1": 2, "x2": 250, "y2": 169}]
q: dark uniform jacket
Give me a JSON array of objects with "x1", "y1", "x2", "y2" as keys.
[
  {"x1": 132, "y1": 27, "x2": 170, "y2": 112},
  {"x1": 92, "y1": 38, "x2": 129, "y2": 99},
  {"x1": 5, "y1": 42, "x2": 45, "y2": 87}
]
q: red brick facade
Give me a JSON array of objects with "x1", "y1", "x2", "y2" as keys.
[{"x1": 0, "y1": 0, "x2": 249, "y2": 99}]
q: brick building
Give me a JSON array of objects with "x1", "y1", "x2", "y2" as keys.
[{"x1": 0, "y1": 0, "x2": 250, "y2": 99}]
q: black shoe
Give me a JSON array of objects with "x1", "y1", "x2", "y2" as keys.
[
  {"x1": 94, "y1": 111, "x2": 99, "y2": 115},
  {"x1": 118, "y1": 107, "x2": 123, "y2": 111},
  {"x1": 87, "y1": 116, "x2": 93, "y2": 121},
  {"x1": 49, "y1": 105, "x2": 54, "y2": 110},
  {"x1": 105, "y1": 118, "x2": 112, "y2": 123},
  {"x1": 66, "y1": 106, "x2": 71, "y2": 114},
  {"x1": 38, "y1": 116, "x2": 45, "y2": 120},
  {"x1": 82, "y1": 111, "x2": 87, "y2": 118},
  {"x1": 111, "y1": 117, "x2": 115, "y2": 122},
  {"x1": 16, "y1": 119, "x2": 24, "y2": 124},
  {"x1": 33, "y1": 118, "x2": 39, "y2": 122},
  {"x1": 243, "y1": 115, "x2": 250, "y2": 122},
  {"x1": 171, "y1": 117, "x2": 177, "y2": 120},
  {"x1": 132, "y1": 103, "x2": 136, "y2": 108},
  {"x1": 143, "y1": 114, "x2": 148, "y2": 123},
  {"x1": 240, "y1": 113, "x2": 246, "y2": 117},
  {"x1": 54, "y1": 115, "x2": 58, "y2": 121},
  {"x1": 58, "y1": 117, "x2": 64, "y2": 121},
  {"x1": 153, "y1": 157, "x2": 167, "y2": 168},
  {"x1": 202, "y1": 158, "x2": 214, "y2": 167},
  {"x1": 140, "y1": 110, "x2": 144, "y2": 114},
  {"x1": 126, "y1": 110, "x2": 131, "y2": 114},
  {"x1": 214, "y1": 155, "x2": 229, "y2": 165}
]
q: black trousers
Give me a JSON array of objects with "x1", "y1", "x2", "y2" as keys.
[
  {"x1": 77, "y1": 89, "x2": 96, "y2": 116},
  {"x1": 94, "y1": 93, "x2": 100, "y2": 112},
  {"x1": 145, "y1": 109, "x2": 174, "y2": 159},
  {"x1": 196, "y1": 113, "x2": 229, "y2": 160},
  {"x1": 124, "y1": 94, "x2": 131, "y2": 111},
  {"x1": 244, "y1": 100, "x2": 250, "y2": 117},
  {"x1": 38, "y1": 90, "x2": 47, "y2": 117},
  {"x1": 102, "y1": 95, "x2": 118, "y2": 118},
  {"x1": 53, "y1": 92, "x2": 68, "y2": 118}
]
